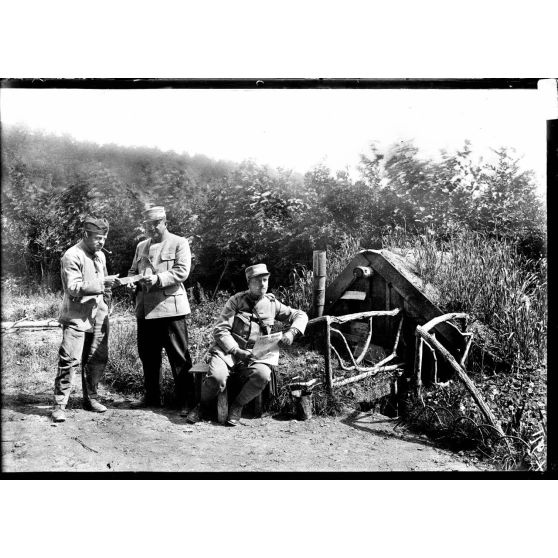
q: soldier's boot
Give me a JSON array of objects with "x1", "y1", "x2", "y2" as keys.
[
  {"x1": 84, "y1": 398, "x2": 107, "y2": 413},
  {"x1": 184, "y1": 404, "x2": 201, "y2": 424},
  {"x1": 131, "y1": 394, "x2": 161, "y2": 409},
  {"x1": 226, "y1": 402, "x2": 244, "y2": 427},
  {"x1": 51, "y1": 405, "x2": 66, "y2": 423}
]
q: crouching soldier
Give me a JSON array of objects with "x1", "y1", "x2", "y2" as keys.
[
  {"x1": 51, "y1": 217, "x2": 119, "y2": 422},
  {"x1": 185, "y1": 263, "x2": 308, "y2": 426}
]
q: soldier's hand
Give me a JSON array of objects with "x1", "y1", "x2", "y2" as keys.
[
  {"x1": 138, "y1": 275, "x2": 158, "y2": 289},
  {"x1": 103, "y1": 275, "x2": 119, "y2": 288},
  {"x1": 280, "y1": 330, "x2": 295, "y2": 346},
  {"x1": 234, "y1": 348, "x2": 252, "y2": 362}
]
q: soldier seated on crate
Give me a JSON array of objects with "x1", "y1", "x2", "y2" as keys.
[{"x1": 184, "y1": 263, "x2": 308, "y2": 426}]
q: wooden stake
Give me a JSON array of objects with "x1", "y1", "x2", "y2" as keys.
[
  {"x1": 414, "y1": 337, "x2": 424, "y2": 391},
  {"x1": 324, "y1": 317, "x2": 333, "y2": 393},
  {"x1": 312, "y1": 250, "x2": 327, "y2": 318}
]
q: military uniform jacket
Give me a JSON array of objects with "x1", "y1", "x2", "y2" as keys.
[
  {"x1": 211, "y1": 291, "x2": 308, "y2": 368},
  {"x1": 59, "y1": 240, "x2": 108, "y2": 332},
  {"x1": 128, "y1": 230, "x2": 191, "y2": 320}
]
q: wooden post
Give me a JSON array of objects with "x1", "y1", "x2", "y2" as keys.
[
  {"x1": 312, "y1": 250, "x2": 327, "y2": 318},
  {"x1": 414, "y1": 336, "x2": 423, "y2": 392},
  {"x1": 324, "y1": 317, "x2": 333, "y2": 393}
]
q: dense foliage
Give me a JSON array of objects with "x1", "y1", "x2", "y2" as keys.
[{"x1": 1, "y1": 126, "x2": 545, "y2": 293}]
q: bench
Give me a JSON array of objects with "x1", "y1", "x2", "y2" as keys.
[{"x1": 189, "y1": 362, "x2": 265, "y2": 424}]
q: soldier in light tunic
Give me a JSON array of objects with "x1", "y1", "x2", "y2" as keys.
[
  {"x1": 51, "y1": 217, "x2": 119, "y2": 423},
  {"x1": 185, "y1": 263, "x2": 308, "y2": 426},
  {"x1": 127, "y1": 206, "x2": 194, "y2": 410}
]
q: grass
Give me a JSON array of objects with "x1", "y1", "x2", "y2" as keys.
[
  {"x1": 1, "y1": 331, "x2": 59, "y2": 397},
  {"x1": 382, "y1": 227, "x2": 547, "y2": 470},
  {"x1": 2, "y1": 276, "x2": 62, "y2": 322}
]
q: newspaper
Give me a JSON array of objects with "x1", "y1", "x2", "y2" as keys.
[{"x1": 251, "y1": 332, "x2": 282, "y2": 366}]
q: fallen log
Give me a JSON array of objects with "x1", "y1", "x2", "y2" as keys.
[
  {"x1": 1, "y1": 319, "x2": 61, "y2": 331},
  {"x1": 1, "y1": 316, "x2": 135, "y2": 332}
]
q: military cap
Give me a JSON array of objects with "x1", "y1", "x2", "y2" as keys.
[
  {"x1": 245, "y1": 263, "x2": 270, "y2": 281},
  {"x1": 83, "y1": 216, "x2": 109, "y2": 234},
  {"x1": 143, "y1": 206, "x2": 166, "y2": 221}
]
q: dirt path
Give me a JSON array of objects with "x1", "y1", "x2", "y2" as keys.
[
  {"x1": 2, "y1": 327, "x2": 483, "y2": 472},
  {"x1": 2, "y1": 396, "x2": 482, "y2": 472}
]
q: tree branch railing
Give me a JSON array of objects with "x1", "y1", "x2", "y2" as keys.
[
  {"x1": 308, "y1": 308, "x2": 404, "y2": 392},
  {"x1": 414, "y1": 312, "x2": 505, "y2": 437}
]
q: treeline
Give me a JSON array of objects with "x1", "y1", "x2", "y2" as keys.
[{"x1": 1, "y1": 125, "x2": 545, "y2": 292}]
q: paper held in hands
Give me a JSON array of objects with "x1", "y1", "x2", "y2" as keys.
[
  {"x1": 251, "y1": 332, "x2": 283, "y2": 366},
  {"x1": 117, "y1": 274, "x2": 143, "y2": 285}
]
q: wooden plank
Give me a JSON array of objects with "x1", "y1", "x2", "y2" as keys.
[
  {"x1": 369, "y1": 273, "x2": 385, "y2": 311},
  {"x1": 340, "y1": 291, "x2": 363, "y2": 301}
]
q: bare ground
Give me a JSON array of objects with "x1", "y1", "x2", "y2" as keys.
[
  {"x1": 2, "y1": 328, "x2": 483, "y2": 473},
  {"x1": 3, "y1": 395, "x2": 485, "y2": 472}
]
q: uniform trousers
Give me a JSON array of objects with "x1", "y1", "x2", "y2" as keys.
[
  {"x1": 201, "y1": 355, "x2": 272, "y2": 406},
  {"x1": 54, "y1": 302, "x2": 109, "y2": 407},
  {"x1": 137, "y1": 315, "x2": 193, "y2": 406}
]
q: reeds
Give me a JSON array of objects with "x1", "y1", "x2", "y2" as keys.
[{"x1": 414, "y1": 230, "x2": 547, "y2": 369}]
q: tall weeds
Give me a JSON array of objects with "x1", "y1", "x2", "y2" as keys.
[{"x1": 414, "y1": 230, "x2": 547, "y2": 368}]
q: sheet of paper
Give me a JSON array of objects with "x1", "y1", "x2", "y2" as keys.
[
  {"x1": 118, "y1": 274, "x2": 143, "y2": 285},
  {"x1": 251, "y1": 332, "x2": 282, "y2": 366}
]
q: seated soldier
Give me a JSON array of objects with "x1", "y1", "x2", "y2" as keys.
[{"x1": 185, "y1": 263, "x2": 308, "y2": 426}]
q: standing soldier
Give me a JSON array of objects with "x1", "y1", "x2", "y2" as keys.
[
  {"x1": 51, "y1": 217, "x2": 119, "y2": 423},
  {"x1": 185, "y1": 263, "x2": 308, "y2": 426},
  {"x1": 127, "y1": 206, "x2": 194, "y2": 411}
]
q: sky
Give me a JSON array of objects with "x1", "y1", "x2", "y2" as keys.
[{"x1": 0, "y1": 86, "x2": 547, "y2": 191}]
